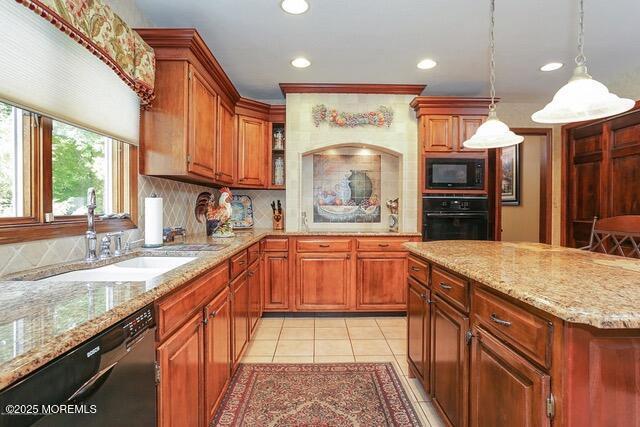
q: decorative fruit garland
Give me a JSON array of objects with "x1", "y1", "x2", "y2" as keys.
[{"x1": 312, "y1": 104, "x2": 393, "y2": 128}]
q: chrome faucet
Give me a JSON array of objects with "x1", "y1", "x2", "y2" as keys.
[{"x1": 85, "y1": 187, "x2": 98, "y2": 262}]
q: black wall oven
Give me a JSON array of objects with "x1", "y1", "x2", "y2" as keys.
[
  {"x1": 426, "y1": 157, "x2": 485, "y2": 190},
  {"x1": 423, "y1": 196, "x2": 490, "y2": 241}
]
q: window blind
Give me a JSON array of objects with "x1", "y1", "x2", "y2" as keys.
[{"x1": 0, "y1": 1, "x2": 141, "y2": 145}]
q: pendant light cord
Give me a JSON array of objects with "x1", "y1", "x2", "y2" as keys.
[
  {"x1": 489, "y1": 0, "x2": 496, "y2": 111},
  {"x1": 575, "y1": 0, "x2": 586, "y2": 66}
]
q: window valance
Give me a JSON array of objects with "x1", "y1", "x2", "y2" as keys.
[{"x1": 16, "y1": 0, "x2": 155, "y2": 105}]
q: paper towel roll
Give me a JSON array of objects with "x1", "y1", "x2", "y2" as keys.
[{"x1": 144, "y1": 196, "x2": 163, "y2": 247}]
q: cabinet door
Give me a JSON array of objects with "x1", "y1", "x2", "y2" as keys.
[
  {"x1": 458, "y1": 115, "x2": 486, "y2": 152},
  {"x1": 157, "y1": 313, "x2": 203, "y2": 427},
  {"x1": 407, "y1": 277, "x2": 429, "y2": 385},
  {"x1": 232, "y1": 273, "x2": 249, "y2": 363},
  {"x1": 295, "y1": 253, "x2": 351, "y2": 311},
  {"x1": 248, "y1": 260, "x2": 261, "y2": 335},
  {"x1": 215, "y1": 99, "x2": 236, "y2": 185},
  {"x1": 422, "y1": 115, "x2": 454, "y2": 152},
  {"x1": 237, "y1": 115, "x2": 267, "y2": 187},
  {"x1": 470, "y1": 328, "x2": 551, "y2": 427},
  {"x1": 263, "y1": 252, "x2": 289, "y2": 310},
  {"x1": 204, "y1": 288, "x2": 231, "y2": 423},
  {"x1": 431, "y1": 296, "x2": 470, "y2": 427},
  {"x1": 356, "y1": 254, "x2": 407, "y2": 310},
  {"x1": 188, "y1": 66, "x2": 217, "y2": 179}
]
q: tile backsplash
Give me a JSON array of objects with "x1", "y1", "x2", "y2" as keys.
[{"x1": 0, "y1": 175, "x2": 284, "y2": 276}]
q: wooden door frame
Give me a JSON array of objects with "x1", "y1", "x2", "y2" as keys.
[{"x1": 511, "y1": 128, "x2": 553, "y2": 244}]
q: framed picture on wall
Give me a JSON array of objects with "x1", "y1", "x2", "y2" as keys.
[{"x1": 501, "y1": 144, "x2": 521, "y2": 205}]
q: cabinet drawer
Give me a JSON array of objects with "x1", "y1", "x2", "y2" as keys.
[
  {"x1": 296, "y1": 238, "x2": 352, "y2": 252},
  {"x1": 432, "y1": 267, "x2": 468, "y2": 312},
  {"x1": 247, "y1": 242, "x2": 260, "y2": 265},
  {"x1": 230, "y1": 250, "x2": 248, "y2": 279},
  {"x1": 408, "y1": 256, "x2": 429, "y2": 284},
  {"x1": 157, "y1": 263, "x2": 229, "y2": 341},
  {"x1": 263, "y1": 238, "x2": 288, "y2": 252},
  {"x1": 472, "y1": 287, "x2": 552, "y2": 368},
  {"x1": 356, "y1": 238, "x2": 412, "y2": 252}
]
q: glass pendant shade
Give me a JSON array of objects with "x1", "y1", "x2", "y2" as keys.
[
  {"x1": 532, "y1": 65, "x2": 635, "y2": 124},
  {"x1": 463, "y1": 110, "x2": 524, "y2": 149}
]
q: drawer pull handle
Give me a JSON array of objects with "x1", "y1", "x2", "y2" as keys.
[
  {"x1": 210, "y1": 309, "x2": 219, "y2": 318},
  {"x1": 439, "y1": 282, "x2": 452, "y2": 290},
  {"x1": 238, "y1": 260, "x2": 246, "y2": 265},
  {"x1": 319, "y1": 244, "x2": 330, "y2": 248},
  {"x1": 411, "y1": 267, "x2": 421, "y2": 272},
  {"x1": 378, "y1": 243, "x2": 389, "y2": 247},
  {"x1": 490, "y1": 313, "x2": 512, "y2": 327}
]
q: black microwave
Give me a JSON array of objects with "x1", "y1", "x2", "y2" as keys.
[{"x1": 426, "y1": 158, "x2": 485, "y2": 190}]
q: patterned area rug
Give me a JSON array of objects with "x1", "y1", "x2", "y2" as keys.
[{"x1": 212, "y1": 363, "x2": 421, "y2": 426}]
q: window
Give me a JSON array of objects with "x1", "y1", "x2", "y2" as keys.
[{"x1": 0, "y1": 100, "x2": 137, "y2": 243}]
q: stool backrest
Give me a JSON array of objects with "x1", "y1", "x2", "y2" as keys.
[{"x1": 584, "y1": 215, "x2": 640, "y2": 258}]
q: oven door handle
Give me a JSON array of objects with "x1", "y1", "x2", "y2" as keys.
[{"x1": 425, "y1": 212, "x2": 488, "y2": 217}]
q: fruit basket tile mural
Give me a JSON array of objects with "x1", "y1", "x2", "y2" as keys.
[
  {"x1": 313, "y1": 154, "x2": 381, "y2": 223},
  {"x1": 312, "y1": 105, "x2": 393, "y2": 128}
]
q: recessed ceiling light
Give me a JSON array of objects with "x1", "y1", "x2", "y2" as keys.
[
  {"x1": 281, "y1": 0, "x2": 309, "y2": 15},
  {"x1": 417, "y1": 59, "x2": 437, "y2": 70},
  {"x1": 540, "y1": 62, "x2": 564, "y2": 72},
  {"x1": 291, "y1": 57, "x2": 311, "y2": 68}
]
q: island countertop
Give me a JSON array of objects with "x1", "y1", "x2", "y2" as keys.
[
  {"x1": 403, "y1": 241, "x2": 640, "y2": 329},
  {"x1": 0, "y1": 229, "x2": 419, "y2": 390}
]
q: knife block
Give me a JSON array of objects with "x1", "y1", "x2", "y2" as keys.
[{"x1": 272, "y1": 212, "x2": 284, "y2": 230}]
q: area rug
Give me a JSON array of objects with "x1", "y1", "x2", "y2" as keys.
[{"x1": 212, "y1": 363, "x2": 421, "y2": 426}]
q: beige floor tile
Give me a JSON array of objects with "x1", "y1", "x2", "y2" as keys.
[
  {"x1": 380, "y1": 326, "x2": 406, "y2": 340},
  {"x1": 272, "y1": 356, "x2": 314, "y2": 363},
  {"x1": 345, "y1": 317, "x2": 378, "y2": 327},
  {"x1": 315, "y1": 327, "x2": 349, "y2": 340},
  {"x1": 314, "y1": 340, "x2": 353, "y2": 356},
  {"x1": 314, "y1": 355, "x2": 355, "y2": 363},
  {"x1": 283, "y1": 317, "x2": 315, "y2": 328},
  {"x1": 241, "y1": 356, "x2": 273, "y2": 363},
  {"x1": 387, "y1": 339, "x2": 407, "y2": 355},
  {"x1": 406, "y1": 377, "x2": 430, "y2": 403},
  {"x1": 259, "y1": 318, "x2": 284, "y2": 328},
  {"x1": 351, "y1": 339, "x2": 393, "y2": 356},
  {"x1": 275, "y1": 340, "x2": 314, "y2": 356},
  {"x1": 253, "y1": 327, "x2": 282, "y2": 340},
  {"x1": 419, "y1": 401, "x2": 445, "y2": 427},
  {"x1": 354, "y1": 355, "x2": 397, "y2": 363},
  {"x1": 347, "y1": 326, "x2": 384, "y2": 339},
  {"x1": 280, "y1": 327, "x2": 315, "y2": 340},
  {"x1": 314, "y1": 317, "x2": 347, "y2": 328},
  {"x1": 394, "y1": 355, "x2": 410, "y2": 376},
  {"x1": 245, "y1": 340, "x2": 277, "y2": 357},
  {"x1": 375, "y1": 317, "x2": 407, "y2": 328}
]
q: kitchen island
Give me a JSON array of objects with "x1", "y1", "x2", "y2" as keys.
[{"x1": 404, "y1": 241, "x2": 640, "y2": 427}]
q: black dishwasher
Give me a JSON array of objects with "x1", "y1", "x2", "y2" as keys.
[{"x1": 0, "y1": 305, "x2": 156, "y2": 427}]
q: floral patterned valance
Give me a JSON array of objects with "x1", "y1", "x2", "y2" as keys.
[
  {"x1": 16, "y1": 0, "x2": 155, "y2": 105},
  {"x1": 312, "y1": 104, "x2": 394, "y2": 128}
]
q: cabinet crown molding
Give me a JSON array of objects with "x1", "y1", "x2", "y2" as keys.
[
  {"x1": 411, "y1": 96, "x2": 495, "y2": 117},
  {"x1": 279, "y1": 83, "x2": 426, "y2": 96}
]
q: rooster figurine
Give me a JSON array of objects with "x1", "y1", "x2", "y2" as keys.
[{"x1": 195, "y1": 187, "x2": 235, "y2": 237}]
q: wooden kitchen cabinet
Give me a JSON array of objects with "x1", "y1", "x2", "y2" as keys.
[
  {"x1": 236, "y1": 115, "x2": 268, "y2": 187},
  {"x1": 407, "y1": 276, "x2": 430, "y2": 387},
  {"x1": 248, "y1": 258, "x2": 261, "y2": 335},
  {"x1": 263, "y1": 252, "x2": 289, "y2": 311},
  {"x1": 431, "y1": 295, "x2": 470, "y2": 427},
  {"x1": 204, "y1": 287, "x2": 231, "y2": 424},
  {"x1": 458, "y1": 116, "x2": 486, "y2": 152},
  {"x1": 295, "y1": 253, "x2": 351, "y2": 311},
  {"x1": 157, "y1": 312, "x2": 204, "y2": 427},
  {"x1": 422, "y1": 115, "x2": 455, "y2": 152},
  {"x1": 187, "y1": 65, "x2": 217, "y2": 179},
  {"x1": 356, "y1": 253, "x2": 407, "y2": 310},
  {"x1": 470, "y1": 327, "x2": 550, "y2": 427},
  {"x1": 231, "y1": 272, "x2": 249, "y2": 364},
  {"x1": 215, "y1": 98, "x2": 236, "y2": 185}
]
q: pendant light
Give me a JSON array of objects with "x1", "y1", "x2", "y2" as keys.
[
  {"x1": 463, "y1": 0, "x2": 523, "y2": 149},
  {"x1": 532, "y1": 0, "x2": 634, "y2": 123}
]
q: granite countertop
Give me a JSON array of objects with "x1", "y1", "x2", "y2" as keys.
[
  {"x1": 404, "y1": 241, "x2": 640, "y2": 329},
  {"x1": 0, "y1": 229, "x2": 419, "y2": 390}
]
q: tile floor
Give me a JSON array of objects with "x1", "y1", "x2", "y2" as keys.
[{"x1": 241, "y1": 315, "x2": 444, "y2": 427}]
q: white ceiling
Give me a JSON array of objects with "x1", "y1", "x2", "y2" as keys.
[{"x1": 133, "y1": 0, "x2": 640, "y2": 102}]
